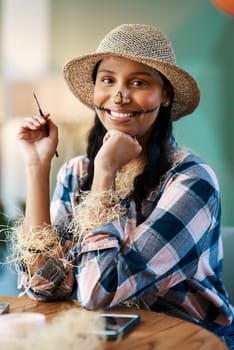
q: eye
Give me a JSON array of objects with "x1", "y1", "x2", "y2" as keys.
[
  {"x1": 131, "y1": 80, "x2": 145, "y2": 87},
  {"x1": 102, "y1": 77, "x2": 114, "y2": 84}
]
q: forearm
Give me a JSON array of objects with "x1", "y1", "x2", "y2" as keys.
[
  {"x1": 24, "y1": 163, "x2": 51, "y2": 230},
  {"x1": 18, "y1": 162, "x2": 54, "y2": 276},
  {"x1": 75, "y1": 166, "x2": 118, "y2": 239},
  {"x1": 91, "y1": 166, "x2": 116, "y2": 192}
]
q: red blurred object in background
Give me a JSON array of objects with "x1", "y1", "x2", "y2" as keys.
[{"x1": 211, "y1": 0, "x2": 234, "y2": 17}]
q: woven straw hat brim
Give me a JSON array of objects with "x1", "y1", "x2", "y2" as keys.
[{"x1": 63, "y1": 52, "x2": 200, "y2": 121}]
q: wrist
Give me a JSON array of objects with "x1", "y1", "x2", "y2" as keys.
[
  {"x1": 92, "y1": 168, "x2": 116, "y2": 192},
  {"x1": 25, "y1": 160, "x2": 51, "y2": 172},
  {"x1": 25, "y1": 162, "x2": 51, "y2": 185}
]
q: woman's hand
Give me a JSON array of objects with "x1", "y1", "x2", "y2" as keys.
[
  {"x1": 92, "y1": 129, "x2": 142, "y2": 191},
  {"x1": 17, "y1": 114, "x2": 58, "y2": 165},
  {"x1": 95, "y1": 129, "x2": 142, "y2": 174}
]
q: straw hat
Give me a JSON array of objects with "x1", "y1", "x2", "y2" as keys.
[{"x1": 63, "y1": 23, "x2": 200, "y2": 121}]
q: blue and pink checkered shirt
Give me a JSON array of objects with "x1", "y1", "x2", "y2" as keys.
[{"x1": 19, "y1": 144, "x2": 234, "y2": 332}]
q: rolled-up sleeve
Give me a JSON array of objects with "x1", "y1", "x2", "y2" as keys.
[{"x1": 18, "y1": 156, "x2": 88, "y2": 300}]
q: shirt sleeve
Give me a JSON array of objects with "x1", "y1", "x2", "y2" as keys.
[
  {"x1": 18, "y1": 257, "x2": 75, "y2": 301},
  {"x1": 74, "y1": 163, "x2": 221, "y2": 310},
  {"x1": 18, "y1": 156, "x2": 88, "y2": 300}
]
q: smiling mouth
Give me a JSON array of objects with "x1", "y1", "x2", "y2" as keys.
[
  {"x1": 109, "y1": 109, "x2": 138, "y2": 118},
  {"x1": 94, "y1": 104, "x2": 159, "y2": 117}
]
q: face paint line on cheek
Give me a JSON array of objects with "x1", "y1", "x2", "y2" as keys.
[
  {"x1": 142, "y1": 105, "x2": 159, "y2": 114},
  {"x1": 94, "y1": 104, "x2": 105, "y2": 112},
  {"x1": 93, "y1": 104, "x2": 159, "y2": 116}
]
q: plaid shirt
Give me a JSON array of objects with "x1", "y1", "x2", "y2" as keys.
[{"x1": 19, "y1": 145, "x2": 234, "y2": 330}]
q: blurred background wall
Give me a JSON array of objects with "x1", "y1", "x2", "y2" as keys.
[{"x1": 0, "y1": 0, "x2": 233, "y2": 295}]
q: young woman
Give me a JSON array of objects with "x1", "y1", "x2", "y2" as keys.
[{"x1": 17, "y1": 24, "x2": 234, "y2": 347}]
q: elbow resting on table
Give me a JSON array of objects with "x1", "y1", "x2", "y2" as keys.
[
  {"x1": 78, "y1": 286, "x2": 115, "y2": 311},
  {"x1": 79, "y1": 298, "x2": 113, "y2": 311}
]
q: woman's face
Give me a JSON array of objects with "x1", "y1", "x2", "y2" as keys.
[{"x1": 93, "y1": 56, "x2": 169, "y2": 146}]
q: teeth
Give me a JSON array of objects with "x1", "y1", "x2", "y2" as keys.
[{"x1": 110, "y1": 111, "x2": 133, "y2": 118}]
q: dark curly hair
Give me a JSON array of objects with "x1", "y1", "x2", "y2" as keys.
[{"x1": 80, "y1": 62, "x2": 174, "y2": 225}]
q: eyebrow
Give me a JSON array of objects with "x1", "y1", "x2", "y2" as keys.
[{"x1": 97, "y1": 69, "x2": 155, "y2": 77}]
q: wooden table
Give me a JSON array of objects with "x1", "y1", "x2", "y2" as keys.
[{"x1": 0, "y1": 296, "x2": 228, "y2": 350}]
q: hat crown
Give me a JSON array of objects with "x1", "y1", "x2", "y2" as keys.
[
  {"x1": 96, "y1": 24, "x2": 176, "y2": 65},
  {"x1": 64, "y1": 23, "x2": 200, "y2": 120}
]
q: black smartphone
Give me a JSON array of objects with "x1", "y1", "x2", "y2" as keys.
[
  {"x1": 98, "y1": 313, "x2": 140, "y2": 340},
  {"x1": 0, "y1": 302, "x2": 9, "y2": 314}
]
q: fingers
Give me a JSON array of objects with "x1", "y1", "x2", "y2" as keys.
[
  {"x1": 103, "y1": 130, "x2": 140, "y2": 146},
  {"x1": 21, "y1": 115, "x2": 50, "y2": 130},
  {"x1": 47, "y1": 119, "x2": 58, "y2": 139},
  {"x1": 102, "y1": 130, "x2": 142, "y2": 159},
  {"x1": 103, "y1": 129, "x2": 127, "y2": 142}
]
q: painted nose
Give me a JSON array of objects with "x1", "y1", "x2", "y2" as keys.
[{"x1": 114, "y1": 91, "x2": 130, "y2": 105}]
